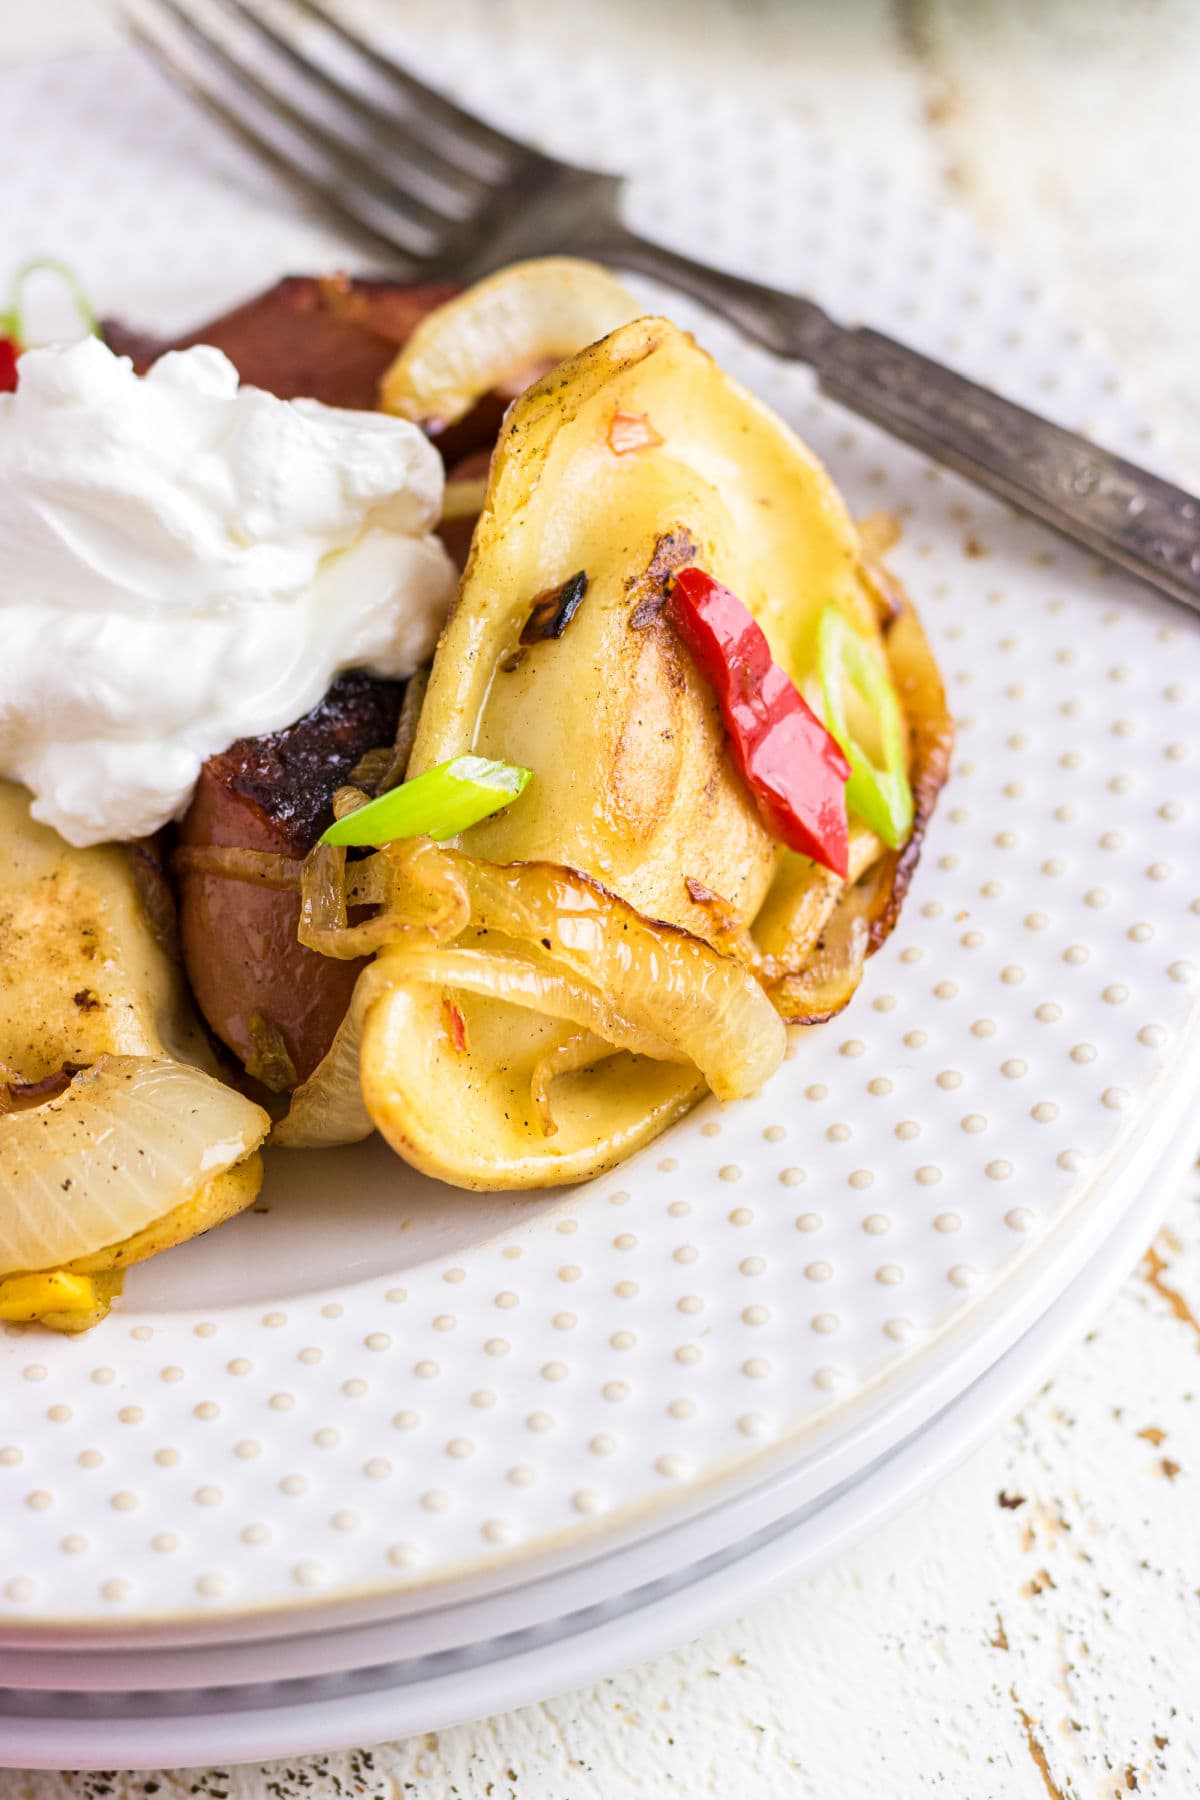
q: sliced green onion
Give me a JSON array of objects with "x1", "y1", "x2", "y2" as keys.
[
  {"x1": 319, "y1": 755, "x2": 531, "y2": 847},
  {"x1": 817, "y1": 605, "x2": 913, "y2": 850},
  {"x1": 1, "y1": 257, "x2": 101, "y2": 348}
]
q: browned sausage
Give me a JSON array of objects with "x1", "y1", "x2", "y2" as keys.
[
  {"x1": 103, "y1": 274, "x2": 459, "y2": 410},
  {"x1": 178, "y1": 675, "x2": 403, "y2": 1088},
  {"x1": 103, "y1": 274, "x2": 529, "y2": 466}
]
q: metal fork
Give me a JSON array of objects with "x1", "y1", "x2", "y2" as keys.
[{"x1": 120, "y1": 0, "x2": 1200, "y2": 615}]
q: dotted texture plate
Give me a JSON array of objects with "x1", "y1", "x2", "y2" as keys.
[{"x1": 1, "y1": 38, "x2": 1198, "y2": 1636}]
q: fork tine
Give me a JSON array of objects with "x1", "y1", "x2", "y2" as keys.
[
  {"x1": 118, "y1": 5, "x2": 433, "y2": 268},
  {"x1": 140, "y1": 0, "x2": 453, "y2": 254},
  {"x1": 208, "y1": 0, "x2": 492, "y2": 212},
  {"x1": 283, "y1": 0, "x2": 526, "y2": 175}
]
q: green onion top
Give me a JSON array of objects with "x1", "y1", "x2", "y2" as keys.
[
  {"x1": 1, "y1": 258, "x2": 101, "y2": 348},
  {"x1": 817, "y1": 604, "x2": 914, "y2": 850},
  {"x1": 319, "y1": 754, "x2": 531, "y2": 848}
]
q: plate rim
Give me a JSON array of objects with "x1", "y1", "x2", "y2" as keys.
[
  {"x1": 4, "y1": 1021, "x2": 1197, "y2": 1650},
  {"x1": 2, "y1": 1107, "x2": 1191, "y2": 1768}
]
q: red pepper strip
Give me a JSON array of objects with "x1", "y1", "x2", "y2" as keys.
[
  {"x1": 668, "y1": 566, "x2": 851, "y2": 878},
  {"x1": 442, "y1": 997, "x2": 469, "y2": 1054},
  {"x1": 0, "y1": 337, "x2": 18, "y2": 393}
]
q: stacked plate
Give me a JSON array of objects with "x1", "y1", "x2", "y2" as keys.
[{"x1": 3, "y1": 36, "x2": 1198, "y2": 1772}]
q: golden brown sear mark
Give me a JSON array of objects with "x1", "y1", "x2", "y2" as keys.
[{"x1": 627, "y1": 527, "x2": 700, "y2": 630}]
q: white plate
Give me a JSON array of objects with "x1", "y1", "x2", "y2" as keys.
[
  {"x1": 4, "y1": 1110, "x2": 1194, "y2": 1771},
  {"x1": 2, "y1": 36, "x2": 1199, "y2": 1638},
  {"x1": 6, "y1": 1064, "x2": 1198, "y2": 1700}
]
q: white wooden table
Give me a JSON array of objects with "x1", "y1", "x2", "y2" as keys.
[{"x1": 4, "y1": 4, "x2": 1199, "y2": 1795}]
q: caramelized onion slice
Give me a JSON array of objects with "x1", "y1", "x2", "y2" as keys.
[
  {"x1": 286, "y1": 842, "x2": 784, "y2": 1177},
  {"x1": 379, "y1": 258, "x2": 643, "y2": 429},
  {"x1": 378, "y1": 944, "x2": 685, "y2": 1066},
  {"x1": 0, "y1": 1056, "x2": 269, "y2": 1275},
  {"x1": 301, "y1": 842, "x2": 785, "y2": 1100},
  {"x1": 456, "y1": 861, "x2": 785, "y2": 1101},
  {"x1": 530, "y1": 1031, "x2": 614, "y2": 1138},
  {"x1": 273, "y1": 935, "x2": 708, "y2": 1175},
  {"x1": 271, "y1": 960, "x2": 387, "y2": 1149},
  {"x1": 172, "y1": 845, "x2": 303, "y2": 891},
  {"x1": 441, "y1": 473, "x2": 490, "y2": 521},
  {"x1": 298, "y1": 838, "x2": 472, "y2": 961},
  {"x1": 722, "y1": 823, "x2": 884, "y2": 978},
  {"x1": 768, "y1": 860, "x2": 890, "y2": 1026}
]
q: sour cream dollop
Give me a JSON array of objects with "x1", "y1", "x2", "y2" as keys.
[{"x1": 0, "y1": 337, "x2": 457, "y2": 845}]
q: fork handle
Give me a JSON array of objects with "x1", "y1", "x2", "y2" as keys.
[{"x1": 604, "y1": 226, "x2": 1200, "y2": 615}]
